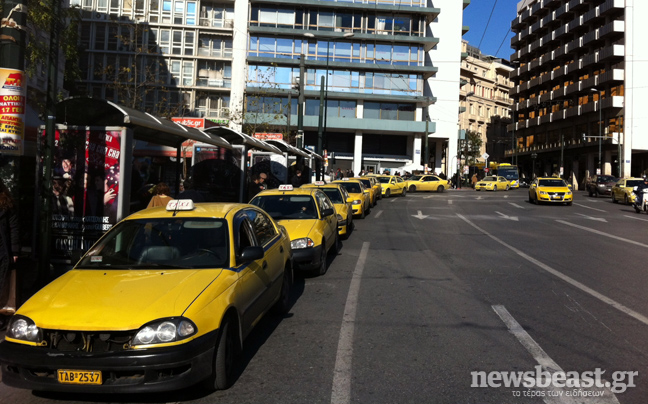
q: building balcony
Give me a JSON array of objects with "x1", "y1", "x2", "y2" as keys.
[
  {"x1": 599, "y1": 68, "x2": 624, "y2": 85},
  {"x1": 599, "y1": 44, "x2": 624, "y2": 61}
]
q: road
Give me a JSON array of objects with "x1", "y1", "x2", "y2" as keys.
[{"x1": 2, "y1": 189, "x2": 647, "y2": 404}]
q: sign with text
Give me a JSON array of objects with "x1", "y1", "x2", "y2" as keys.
[{"x1": 0, "y1": 68, "x2": 26, "y2": 155}]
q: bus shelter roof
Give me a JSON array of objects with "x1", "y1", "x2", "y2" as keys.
[
  {"x1": 54, "y1": 97, "x2": 231, "y2": 149},
  {"x1": 203, "y1": 127, "x2": 282, "y2": 154},
  {"x1": 264, "y1": 139, "x2": 310, "y2": 157},
  {"x1": 299, "y1": 147, "x2": 323, "y2": 161}
]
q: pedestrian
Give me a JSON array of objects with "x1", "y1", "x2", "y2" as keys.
[
  {"x1": 471, "y1": 173, "x2": 478, "y2": 189},
  {"x1": 335, "y1": 168, "x2": 343, "y2": 180},
  {"x1": 247, "y1": 172, "x2": 267, "y2": 201},
  {"x1": 178, "y1": 178, "x2": 205, "y2": 202},
  {"x1": 291, "y1": 169, "x2": 303, "y2": 188},
  {"x1": 0, "y1": 178, "x2": 19, "y2": 322},
  {"x1": 147, "y1": 182, "x2": 173, "y2": 208}
]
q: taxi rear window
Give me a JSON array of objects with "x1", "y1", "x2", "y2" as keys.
[{"x1": 76, "y1": 218, "x2": 229, "y2": 269}]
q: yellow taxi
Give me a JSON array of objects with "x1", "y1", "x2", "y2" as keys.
[
  {"x1": 301, "y1": 181, "x2": 354, "y2": 239},
  {"x1": 404, "y1": 174, "x2": 449, "y2": 193},
  {"x1": 356, "y1": 177, "x2": 378, "y2": 207},
  {"x1": 528, "y1": 177, "x2": 573, "y2": 205},
  {"x1": 250, "y1": 185, "x2": 339, "y2": 275},
  {"x1": 611, "y1": 177, "x2": 644, "y2": 205},
  {"x1": 475, "y1": 176, "x2": 510, "y2": 191},
  {"x1": 373, "y1": 175, "x2": 407, "y2": 197},
  {"x1": 332, "y1": 178, "x2": 371, "y2": 218},
  {"x1": 0, "y1": 200, "x2": 293, "y2": 393}
]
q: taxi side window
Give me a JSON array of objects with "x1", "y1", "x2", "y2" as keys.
[
  {"x1": 247, "y1": 209, "x2": 277, "y2": 246},
  {"x1": 316, "y1": 192, "x2": 333, "y2": 212},
  {"x1": 236, "y1": 220, "x2": 256, "y2": 259}
]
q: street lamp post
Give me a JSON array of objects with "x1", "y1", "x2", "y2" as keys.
[{"x1": 531, "y1": 152, "x2": 537, "y2": 180}]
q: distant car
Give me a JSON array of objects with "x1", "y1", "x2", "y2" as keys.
[
  {"x1": 404, "y1": 175, "x2": 449, "y2": 193},
  {"x1": 357, "y1": 177, "x2": 380, "y2": 205},
  {"x1": 332, "y1": 178, "x2": 372, "y2": 218},
  {"x1": 611, "y1": 177, "x2": 645, "y2": 205},
  {"x1": 475, "y1": 176, "x2": 510, "y2": 191},
  {"x1": 528, "y1": 177, "x2": 573, "y2": 205},
  {"x1": 374, "y1": 175, "x2": 407, "y2": 197},
  {"x1": 586, "y1": 175, "x2": 618, "y2": 197},
  {"x1": 250, "y1": 185, "x2": 339, "y2": 275},
  {"x1": 301, "y1": 182, "x2": 354, "y2": 239},
  {"x1": 0, "y1": 200, "x2": 293, "y2": 393}
]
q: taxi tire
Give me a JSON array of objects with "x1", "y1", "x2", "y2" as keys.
[
  {"x1": 409, "y1": 185, "x2": 416, "y2": 192},
  {"x1": 360, "y1": 208, "x2": 365, "y2": 219},
  {"x1": 623, "y1": 195, "x2": 629, "y2": 205},
  {"x1": 401, "y1": 187, "x2": 407, "y2": 197},
  {"x1": 612, "y1": 193, "x2": 618, "y2": 203},
  {"x1": 493, "y1": 185, "x2": 498, "y2": 191},
  {"x1": 506, "y1": 185, "x2": 510, "y2": 191},
  {"x1": 437, "y1": 185, "x2": 445, "y2": 193},
  {"x1": 332, "y1": 233, "x2": 341, "y2": 256},
  {"x1": 385, "y1": 189, "x2": 391, "y2": 198},
  {"x1": 317, "y1": 244, "x2": 328, "y2": 276},
  {"x1": 209, "y1": 319, "x2": 235, "y2": 391},
  {"x1": 273, "y1": 266, "x2": 293, "y2": 315}
]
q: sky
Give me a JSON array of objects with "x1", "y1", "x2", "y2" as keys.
[{"x1": 462, "y1": 0, "x2": 524, "y2": 60}]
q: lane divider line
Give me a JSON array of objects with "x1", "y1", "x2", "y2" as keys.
[
  {"x1": 330, "y1": 242, "x2": 370, "y2": 404},
  {"x1": 556, "y1": 220, "x2": 648, "y2": 248}
]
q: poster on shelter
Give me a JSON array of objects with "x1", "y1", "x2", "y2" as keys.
[
  {"x1": 48, "y1": 127, "x2": 122, "y2": 261},
  {"x1": 0, "y1": 68, "x2": 26, "y2": 155}
]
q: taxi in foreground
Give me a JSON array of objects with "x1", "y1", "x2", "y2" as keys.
[
  {"x1": 611, "y1": 177, "x2": 645, "y2": 205},
  {"x1": 475, "y1": 176, "x2": 510, "y2": 191},
  {"x1": 332, "y1": 178, "x2": 371, "y2": 218},
  {"x1": 301, "y1": 181, "x2": 354, "y2": 238},
  {"x1": 373, "y1": 175, "x2": 407, "y2": 197},
  {"x1": 357, "y1": 177, "x2": 379, "y2": 207},
  {"x1": 250, "y1": 185, "x2": 339, "y2": 275},
  {"x1": 0, "y1": 200, "x2": 293, "y2": 393},
  {"x1": 404, "y1": 174, "x2": 449, "y2": 193},
  {"x1": 528, "y1": 178, "x2": 573, "y2": 205}
]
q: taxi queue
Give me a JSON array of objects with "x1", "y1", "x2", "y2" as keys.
[{"x1": 0, "y1": 174, "x2": 400, "y2": 396}]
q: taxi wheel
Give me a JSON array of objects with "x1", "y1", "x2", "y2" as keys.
[
  {"x1": 409, "y1": 185, "x2": 416, "y2": 192},
  {"x1": 437, "y1": 185, "x2": 445, "y2": 193},
  {"x1": 209, "y1": 319, "x2": 235, "y2": 391},
  {"x1": 506, "y1": 185, "x2": 510, "y2": 191},
  {"x1": 332, "y1": 233, "x2": 341, "y2": 255},
  {"x1": 273, "y1": 266, "x2": 293, "y2": 315},
  {"x1": 612, "y1": 193, "x2": 618, "y2": 203},
  {"x1": 317, "y1": 244, "x2": 328, "y2": 276},
  {"x1": 401, "y1": 187, "x2": 407, "y2": 197},
  {"x1": 623, "y1": 195, "x2": 629, "y2": 205},
  {"x1": 493, "y1": 185, "x2": 498, "y2": 191},
  {"x1": 385, "y1": 189, "x2": 391, "y2": 198},
  {"x1": 360, "y1": 208, "x2": 366, "y2": 219}
]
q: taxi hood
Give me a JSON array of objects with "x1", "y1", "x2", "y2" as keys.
[
  {"x1": 277, "y1": 219, "x2": 316, "y2": 239},
  {"x1": 17, "y1": 268, "x2": 223, "y2": 331}
]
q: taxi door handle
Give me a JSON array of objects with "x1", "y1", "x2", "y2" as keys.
[{"x1": 262, "y1": 261, "x2": 268, "y2": 270}]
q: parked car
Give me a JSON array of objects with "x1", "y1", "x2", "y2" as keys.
[{"x1": 586, "y1": 175, "x2": 618, "y2": 197}]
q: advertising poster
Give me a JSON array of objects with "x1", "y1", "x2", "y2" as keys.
[
  {"x1": 0, "y1": 68, "x2": 26, "y2": 155},
  {"x1": 48, "y1": 128, "x2": 122, "y2": 262}
]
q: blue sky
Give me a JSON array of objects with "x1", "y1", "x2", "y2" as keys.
[{"x1": 462, "y1": 0, "x2": 522, "y2": 60}]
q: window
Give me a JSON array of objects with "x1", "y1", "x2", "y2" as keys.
[{"x1": 247, "y1": 209, "x2": 278, "y2": 246}]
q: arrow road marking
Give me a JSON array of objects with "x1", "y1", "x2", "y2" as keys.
[
  {"x1": 509, "y1": 203, "x2": 525, "y2": 209},
  {"x1": 412, "y1": 210, "x2": 429, "y2": 220},
  {"x1": 575, "y1": 213, "x2": 607, "y2": 222},
  {"x1": 495, "y1": 211, "x2": 518, "y2": 221}
]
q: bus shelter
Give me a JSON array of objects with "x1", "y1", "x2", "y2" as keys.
[{"x1": 43, "y1": 97, "x2": 232, "y2": 269}]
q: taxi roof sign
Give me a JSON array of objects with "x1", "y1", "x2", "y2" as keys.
[
  {"x1": 166, "y1": 199, "x2": 195, "y2": 211},
  {"x1": 314, "y1": 181, "x2": 325, "y2": 185},
  {"x1": 278, "y1": 184, "x2": 294, "y2": 191}
]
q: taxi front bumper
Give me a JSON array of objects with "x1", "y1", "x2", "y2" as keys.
[
  {"x1": 0, "y1": 329, "x2": 218, "y2": 393},
  {"x1": 537, "y1": 193, "x2": 573, "y2": 203},
  {"x1": 293, "y1": 244, "x2": 325, "y2": 270}
]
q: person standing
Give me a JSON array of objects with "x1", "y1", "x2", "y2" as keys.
[
  {"x1": 147, "y1": 182, "x2": 173, "y2": 208},
  {"x1": 471, "y1": 173, "x2": 478, "y2": 189},
  {"x1": 247, "y1": 172, "x2": 267, "y2": 201},
  {"x1": 291, "y1": 169, "x2": 303, "y2": 188},
  {"x1": 0, "y1": 178, "x2": 19, "y2": 318}
]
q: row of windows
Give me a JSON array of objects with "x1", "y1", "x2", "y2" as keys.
[
  {"x1": 249, "y1": 37, "x2": 422, "y2": 67},
  {"x1": 245, "y1": 96, "x2": 415, "y2": 121},
  {"x1": 250, "y1": 7, "x2": 426, "y2": 36},
  {"x1": 248, "y1": 65, "x2": 421, "y2": 96}
]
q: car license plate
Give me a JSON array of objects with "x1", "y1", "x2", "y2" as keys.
[
  {"x1": 552, "y1": 195, "x2": 561, "y2": 199},
  {"x1": 57, "y1": 369, "x2": 102, "y2": 385}
]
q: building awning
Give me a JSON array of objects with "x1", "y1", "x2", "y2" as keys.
[
  {"x1": 54, "y1": 97, "x2": 231, "y2": 149},
  {"x1": 203, "y1": 127, "x2": 282, "y2": 154},
  {"x1": 300, "y1": 147, "x2": 323, "y2": 161},
  {"x1": 264, "y1": 139, "x2": 310, "y2": 157}
]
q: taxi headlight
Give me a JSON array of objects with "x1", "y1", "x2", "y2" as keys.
[
  {"x1": 539, "y1": 191, "x2": 548, "y2": 195},
  {"x1": 352, "y1": 200, "x2": 362, "y2": 205},
  {"x1": 566, "y1": 191, "x2": 572, "y2": 196},
  {"x1": 132, "y1": 318, "x2": 196, "y2": 346},
  {"x1": 6, "y1": 315, "x2": 42, "y2": 342},
  {"x1": 291, "y1": 237, "x2": 314, "y2": 249}
]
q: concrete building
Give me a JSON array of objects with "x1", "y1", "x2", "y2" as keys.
[
  {"x1": 69, "y1": 0, "x2": 469, "y2": 177},
  {"x1": 459, "y1": 41, "x2": 514, "y2": 167},
  {"x1": 509, "y1": 0, "x2": 648, "y2": 186}
]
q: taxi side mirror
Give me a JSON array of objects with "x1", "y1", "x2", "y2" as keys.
[
  {"x1": 568, "y1": 184, "x2": 573, "y2": 190},
  {"x1": 321, "y1": 208, "x2": 335, "y2": 217},
  {"x1": 239, "y1": 246, "x2": 264, "y2": 263}
]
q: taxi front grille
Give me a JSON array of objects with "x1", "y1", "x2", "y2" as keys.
[{"x1": 42, "y1": 330, "x2": 134, "y2": 352}]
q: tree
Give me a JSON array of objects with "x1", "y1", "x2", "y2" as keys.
[{"x1": 463, "y1": 130, "x2": 483, "y2": 166}]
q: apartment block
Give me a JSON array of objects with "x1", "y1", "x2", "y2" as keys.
[
  {"x1": 509, "y1": 0, "x2": 648, "y2": 185},
  {"x1": 459, "y1": 41, "x2": 514, "y2": 166}
]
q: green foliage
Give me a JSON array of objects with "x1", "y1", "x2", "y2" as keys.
[{"x1": 463, "y1": 130, "x2": 483, "y2": 165}]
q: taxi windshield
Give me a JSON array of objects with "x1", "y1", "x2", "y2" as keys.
[
  {"x1": 411, "y1": 175, "x2": 423, "y2": 181},
  {"x1": 76, "y1": 218, "x2": 229, "y2": 269},
  {"x1": 321, "y1": 188, "x2": 344, "y2": 203},
  {"x1": 338, "y1": 182, "x2": 363, "y2": 194},
  {"x1": 483, "y1": 176, "x2": 497, "y2": 181},
  {"x1": 359, "y1": 179, "x2": 371, "y2": 188},
  {"x1": 250, "y1": 195, "x2": 318, "y2": 220},
  {"x1": 376, "y1": 177, "x2": 391, "y2": 184},
  {"x1": 538, "y1": 179, "x2": 567, "y2": 187}
]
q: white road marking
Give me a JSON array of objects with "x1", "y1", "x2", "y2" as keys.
[
  {"x1": 457, "y1": 214, "x2": 648, "y2": 327},
  {"x1": 476, "y1": 196, "x2": 483, "y2": 200},
  {"x1": 575, "y1": 213, "x2": 607, "y2": 222},
  {"x1": 391, "y1": 197, "x2": 399, "y2": 203},
  {"x1": 623, "y1": 214, "x2": 648, "y2": 222},
  {"x1": 330, "y1": 242, "x2": 370, "y2": 404},
  {"x1": 495, "y1": 211, "x2": 518, "y2": 221},
  {"x1": 556, "y1": 220, "x2": 648, "y2": 248},
  {"x1": 493, "y1": 305, "x2": 620, "y2": 404},
  {"x1": 448, "y1": 199, "x2": 453, "y2": 205},
  {"x1": 373, "y1": 210, "x2": 383, "y2": 218},
  {"x1": 573, "y1": 203, "x2": 606, "y2": 212},
  {"x1": 412, "y1": 210, "x2": 429, "y2": 220},
  {"x1": 509, "y1": 202, "x2": 525, "y2": 209}
]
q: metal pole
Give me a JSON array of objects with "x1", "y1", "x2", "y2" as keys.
[
  {"x1": 323, "y1": 40, "x2": 330, "y2": 152},
  {"x1": 297, "y1": 54, "x2": 305, "y2": 149},
  {"x1": 316, "y1": 75, "x2": 325, "y2": 181},
  {"x1": 598, "y1": 95, "x2": 602, "y2": 175},
  {"x1": 560, "y1": 131, "x2": 564, "y2": 178}
]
